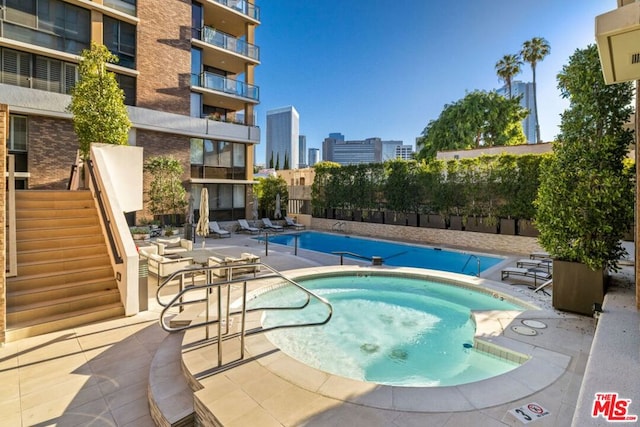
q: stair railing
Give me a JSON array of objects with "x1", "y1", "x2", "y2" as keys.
[
  {"x1": 86, "y1": 159, "x2": 123, "y2": 264},
  {"x1": 5, "y1": 154, "x2": 17, "y2": 277},
  {"x1": 331, "y1": 251, "x2": 383, "y2": 266}
]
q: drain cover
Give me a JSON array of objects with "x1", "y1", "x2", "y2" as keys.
[
  {"x1": 511, "y1": 325, "x2": 537, "y2": 336},
  {"x1": 522, "y1": 319, "x2": 547, "y2": 329}
]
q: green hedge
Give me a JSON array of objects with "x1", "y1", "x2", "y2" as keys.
[{"x1": 311, "y1": 154, "x2": 548, "y2": 222}]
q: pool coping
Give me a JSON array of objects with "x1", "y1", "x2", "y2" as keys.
[{"x1": 184, "y1": 265, "x2": 573, "y2": 413}]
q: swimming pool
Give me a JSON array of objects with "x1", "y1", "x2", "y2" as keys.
[
  {"x1": 258, "y1": 231, "x2": 503, "y2": 275},
  {"x1": 247, "y1": 271, "x2": 528, "y2": 387}
]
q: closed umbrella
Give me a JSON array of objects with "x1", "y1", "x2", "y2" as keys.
[
  {"x1": 274, "y1": 193, "x2": 282, "y2": 219},
  {"x1": 196, "y1": 187, "x2": 209, "y2": 247}
]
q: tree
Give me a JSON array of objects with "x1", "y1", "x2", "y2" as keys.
[
  {"x1": 495, "y1": 54, "x2": 523, "y2": 98},
  {"x1": 416, "y1": 91, "x2": 528, "y2": 160},
  {"x1": 275, "y1": 153, "x2": 280, "y2": 170},
  {"x1": 67, "y1": 42, "x2": 131, "y2": 159},
  {"x1": 521, "y1": 37, "x2": 550, "y2": 143},
  {"x1": 254, "y1": 175, "x2": 288, "y2": 218},
  {"x1": 144, "y1": 156, "x2": 188, "y2": 226},
  {"x1": 269, "y1": 152, "x2": 274, "y2": 169},
  {"x1": 284, "y1": 153, "x2": 290, "y2": 170},
  {"x1": 535, "y1": 44, "x2": 634, "y2": 271}
]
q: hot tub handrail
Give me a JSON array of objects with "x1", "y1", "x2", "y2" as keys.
[{"x1": 157, "y1": 262, "x2": 333, "y2": 367}]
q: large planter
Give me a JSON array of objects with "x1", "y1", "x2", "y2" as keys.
[
  {"x1": 449, "y1": 215, "x2": 464, "y2": 230},
  {"x1": 518, "y1": 219, "x2": 539, "y2": 237},
  {"x1": 464, "y1": 216, "x2": 498, "y2": 234},
  {"x1": 552, "y1": 260, "x2": 607, "y2": 316},
  {"x1": 499, "y1": 218, "x2": 516, "y2": 235},
  {"x1": 420, "y1": 214, "x2": 446, "y2": 229}
]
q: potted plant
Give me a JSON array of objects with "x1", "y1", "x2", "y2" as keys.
[
  {"x1": 535, "y1": 45, "x2": 634, "y2": 315},
  {"x1": 130, "y1": 227, "x2": 150, "y2": 241}
]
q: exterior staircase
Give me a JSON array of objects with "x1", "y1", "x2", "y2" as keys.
[{"x1": 6, "y1": 190, "x2": 125, "y2": 341}]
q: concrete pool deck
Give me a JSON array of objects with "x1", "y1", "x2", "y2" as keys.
[{"x1": 0, "y1": 232, "x2": 635, "y2": 426}]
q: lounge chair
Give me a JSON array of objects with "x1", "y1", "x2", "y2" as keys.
[
  {"x1": 501, "y1": 267, "x2": 551, "y2": 285},
  {"x1": 528, "y1": 279, "x2": 552, "y2": 296},
  {"x1": 516, "y1": 258, "x2": 552, "y2": 272},
  {"x1": 530, "y1": 251, "x2": 550, "y2": 260},
  {"x1": 208, "y1": 221, "x2": 230, "y2": 238},
  {"x1": 237, "y1": 219, "x2": 260, "y2": 234},
  {"x1": 284, "y1": 216, "x2": 305, "y2": 230},
  {"x1": 262, "y1": 217, "x2": 284, "y2": 232}
]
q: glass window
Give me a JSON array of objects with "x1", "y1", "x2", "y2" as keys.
[
  {"x1": 1, "y1": 49, "x2": 31, "y2": 87},
  {"x1": 233, "y1": 185, "x2": 245, "y2": 208},
  {"x1": 191, "y1": 48, "x2": 202, "y2": 83},
  {"x1": 233, "y1": 143, "x2": 245, "y2": 167},
  {"x1": 8, "y1": 115, "x2": 28, "y2": 151},
  {"x1": 219, "y1": 142, "x2": 232, "y2": 167},
  {"x1": 115, "y1": 73, "x2": 136, "y2": 105},
  {"x1": 190, "y1": 93, "x2": 202, "y2": 118},
  {"x1": 190, "y1": 138, "x2": 204, "y2": 164},
  {"x1": 103, "y1": 16, "x2": 136, "y2": 68},
  {"x1": 5, "y1": 0, "x2": 37, "y2": 26},
  {"x1": 192, "y1": 2, "x2": 203, "y2": 39}
]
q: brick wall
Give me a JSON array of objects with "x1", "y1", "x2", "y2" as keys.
[
  {"x1": 0, "y1": 104, "x2": 8, "y2": 343},
  {"x1": 311, "y1": 218, "x2": 543, "y2": 256},
  {"x1": 136, "y1": 0, "x2": 192, "y2": 115},
  {"x1": 29, "y1": 116, "x2": 78, "y2": 190}
]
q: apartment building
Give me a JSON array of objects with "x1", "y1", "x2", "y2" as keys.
[
  {"x1": 0, "y1": 0, "x2": 260, "y2": 222},
  {"x1": 322, "y1": 135, "x2": 411, "y2": 165}
]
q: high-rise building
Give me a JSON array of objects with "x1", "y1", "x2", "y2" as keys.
[
  {"x1": 323, "y1": 135, "x2": 410, "y2": 165},
  {"x1": 298, "y1": 135, "x2": 307, "y2": 168},
  {"x1": 497, "y1": 81, "x2": 536, "y2": 143},
  {"x1": 266, "y1": 106, "x2": 299, "y2": 169},
  {"x1": 0, "y1": 0, "x2": 260, "y2": 221},
  {"x1": 308, "y1": 148, "x2": 320, "y2": 166}
]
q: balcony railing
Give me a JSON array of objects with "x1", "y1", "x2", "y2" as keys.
[
  {"x1": 200, "y1": 26, "x2": 259, "y2": 61},
  {"x1": 193, "y1": 72, "x2": 259, "y2": 102},
  {"x1": 213, "y1": 0, "x2": 260, "y2": 21}
]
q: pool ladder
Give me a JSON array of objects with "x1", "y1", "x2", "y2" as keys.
[
  {"x1": 462, "y1": 254, "x2": 481, "y2": 277},
  {"x1": 155, "y1": 263, "x2": 333, "y2": 368}
]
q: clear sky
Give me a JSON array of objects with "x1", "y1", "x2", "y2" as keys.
[{"x1": 253, "y1": 0, "x2": 615, "y2": 165}]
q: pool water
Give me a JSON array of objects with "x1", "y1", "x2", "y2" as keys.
[
  {"x1": 249, "y1": 274, "x2": 524, "y2": 387},
  {"x1": 258, "y1": 231, "x2": 502, "y2": 275}
]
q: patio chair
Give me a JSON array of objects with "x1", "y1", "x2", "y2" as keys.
[
  {"x1": 147, "y1": 253, "x2": 194, "y2": 286},
  {"x1": 284, "y1": 216, "x2": 305, "y2": 230},
  {"x1": 153, "y1": 237, "x2": 193, "y2": 256},
  {"x1": 501, "y1": 267, "x2": 551, "y2": 286},
  {"x1": 237, "y1": 219, "x2": 260, "y2": 234},
  {"x1": 208, "y1": 221, "x2": 231, "y2": 238},
  {"x1": 516, "y1": 258, "x2": 552, "y2": 272},
  {"x1": 262, "y1": 217, "x2": 284, "y2": 232},
  {"x1": 208, "y1": 252, "x2": 261, "y2": 278},
  {"x1": 528, "y1": 279, "x2": 552, "y2": 296}
]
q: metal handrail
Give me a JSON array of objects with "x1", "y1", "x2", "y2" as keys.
[
  {"x1": 86, "y1": 159, "x2": 123, "y2": 264},
  {"x1": 331, "y1": 251, "x2": 383, "y2": 266},
  {"x1": 462, "y1": 253, "x2": 481, "y2": 277},
  {"x1": 156, "y1": 262, "x2": 333, "y2": 366}
]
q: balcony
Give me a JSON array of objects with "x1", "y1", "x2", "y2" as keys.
[
  {"x1": 203, "y1": 0, "x2": 259, "y2": 36},
  {"x1": 192, "y1": 72, "x2": 259, "y2": 111},
  {"x1": 193, "y1": 26, "x2": 259, "y2": 75}
]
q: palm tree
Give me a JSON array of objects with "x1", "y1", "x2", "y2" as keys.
[
  {"x1": 495, "y1": 54, "x2": 523, "y2": 99},
  {"x1": 521, "y1": 37, "x2": 550, "y2": 143}
]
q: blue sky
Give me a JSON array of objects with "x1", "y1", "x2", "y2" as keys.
[{"x1": 253, "y1": 1, "x2": 614, "y2": 165}]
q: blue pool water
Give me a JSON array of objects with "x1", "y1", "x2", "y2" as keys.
[
  {"x1": 258, "y1": 231, "x2": 502, "y2": 275},
  {"x1": 251, "y1": 273, "x2": 524, "y2": 387}
]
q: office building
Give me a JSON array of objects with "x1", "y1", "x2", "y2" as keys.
[
  {"x1": 322, "y1": 135, "x2": 409, "y2": 165},
  {"x1": 0, "y1": 0, "x2": 260, "y2": 220},
  {"x1": 266, "y1": 106, "x2": 299, "y2": 169},
  {"x1": 497, "y1": 81, "x2": 536, "y2": 143},
  {"x1": 308, "y1": 148, "x2": 320, "y2": 166},
  {"x1": 298, "y1": 135, "x2": 307, "y2": 168}
]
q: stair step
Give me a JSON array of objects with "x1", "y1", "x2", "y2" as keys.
[
  {"x1": 148, "y1": 332, "x2": 195, "y2": 427},
  {"x1": 7, "y1": 265, "x2": 114, "y2": 291},
  {"x1": 6, "y1": 302, "x2": 125, "y2": 342},
  {"x1": 17, "y1": 254, "x2": 111, "y2": 277},
  {"x1": 18, "y1": 244, "x2": 108, "y2": 264},
  {"x1": 15, "y1": 207, "x2": 97, "y2": 219},
  {"x1": 16, "y1": 215, "x2": 100, "y2": 229},
  {"x1": 17, "y1": 224, "x2": 102, "y2": 241},
  {"x1": 17, "y1": 234, "x2": 105, "y2": 252},
  {"x1": 7, "y1": 278, "x2": 118, "y2": 307},
  {"x1": 7, "y1": 289, "x2": 122, "y2": 325}
]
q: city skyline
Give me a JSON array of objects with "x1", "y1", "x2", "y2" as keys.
[{"x1": 253, "y1": 1, "x2": 613, "y2": 165}]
